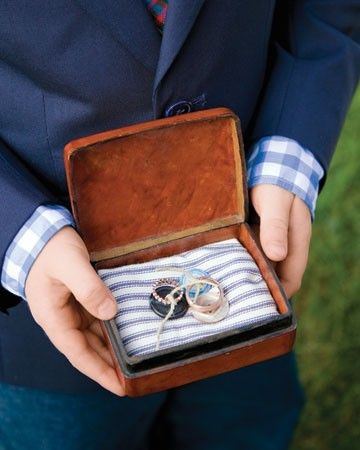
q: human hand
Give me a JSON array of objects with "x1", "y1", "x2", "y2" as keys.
[
  {"x1": 25, "y1": 226, "x2": 124, "y2": 396},
  {"x1": 249, "y1": 185, "x2": 312, "y2": 298}
]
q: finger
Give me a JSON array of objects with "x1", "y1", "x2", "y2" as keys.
[
  {"x1": 77, "y1": 311, "x2": 113, "y2": 363},
  {"x1": 85, "y1": 331, "x2": 115, "y2": 368},
  {"x1": 86, "y1": 322, "x2": 115, "y2": 367},
  {"x1": 51, "y1": 328, "x2": 124, "y2": 396},
  {"x1": 88, "y1": 319, "x2": 108, "y2": 339},
  {"x1": 276, "y1": 196, "x2": 312, "y2": 298},
  {"x1": 59, "y1": 253, "x2": 117, "y2": 320},
  {"x1": 249, "y1": 223, "x2": 277, "y2": 269},
  {"x1": 251, "y1": 185, "x2": 294, "y2": 261}
]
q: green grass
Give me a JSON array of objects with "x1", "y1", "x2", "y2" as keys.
[{"x1": 291, "y1": 87, "x2": 360, "y2": 450}]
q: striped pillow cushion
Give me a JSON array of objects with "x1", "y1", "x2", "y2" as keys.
[{"x1": 98, "y1": 239, "x2": 279, "y2": 357}]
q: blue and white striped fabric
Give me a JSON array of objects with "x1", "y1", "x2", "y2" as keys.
[
  {"x1": 98, "y1": 238, "x2": 279, "y2": 357},
  {"x1": 0, "y1": 205, "x2": 75, "y2": 299},
  {"x1": 247, "y1": 136, "x2": 324, "y2": 219}
]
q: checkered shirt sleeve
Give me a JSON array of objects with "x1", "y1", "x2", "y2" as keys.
[
  {"x1": 1, "y1": 204, "x2": 75, "y2": 300},
  {"x1": 247, "y1": 136, "x2": 324, "y2": 219}
]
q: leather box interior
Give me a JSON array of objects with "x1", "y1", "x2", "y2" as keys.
[{"x1": 64, "y1": 108, "x2": 296, "y2": 396}]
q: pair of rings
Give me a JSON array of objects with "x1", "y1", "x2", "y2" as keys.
[{"x1": 150, "y1": 271, "x2": 229, "y2": 323}]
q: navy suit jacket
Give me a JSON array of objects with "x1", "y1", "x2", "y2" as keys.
[{"x1": 0, "y1": 0, "x2": 359, "y2": 391}]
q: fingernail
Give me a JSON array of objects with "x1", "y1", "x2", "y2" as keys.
[{"x1": 98, "y1": 299, "x2": 117, "y2": 319}]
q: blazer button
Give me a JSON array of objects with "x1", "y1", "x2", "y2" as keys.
[{"x1": 164, "y1": 100, "x2": 193, "y2": 117}]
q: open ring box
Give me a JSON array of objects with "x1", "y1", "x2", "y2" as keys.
[{"x1": 64, "y1": 107, "x2": 296, "y2": 396}]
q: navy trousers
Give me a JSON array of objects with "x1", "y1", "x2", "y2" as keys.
[{"x1": 0, "y1": 353, "x2": 304, "y2": 450}]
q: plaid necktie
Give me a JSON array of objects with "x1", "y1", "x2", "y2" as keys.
[{"x1": 143, "y1": 0, "x2": 168, "y2": 33}]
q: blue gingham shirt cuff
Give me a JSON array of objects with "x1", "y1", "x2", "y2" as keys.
[
  {"x1": 1, "y1": 204, "x2": 75, "y2": 300},
  {"x1": 247, "y1": 136, "x2": 324, "y2": 219}
]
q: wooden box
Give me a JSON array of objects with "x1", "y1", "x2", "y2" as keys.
[{"x1": 64, "y1": 108, "x2": 296, "y2": 396}]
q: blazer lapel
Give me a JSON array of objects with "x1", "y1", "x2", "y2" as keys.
[
  {"x1": 74, "y1": 0, "x2": 161, "y2": 73},
  {"x1": 154, "y1": 0, "x2": 206, "y2": 90}
]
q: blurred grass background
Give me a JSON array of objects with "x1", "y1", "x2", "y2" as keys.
[{"x1": 291, "y1": 87, "x2": 360, "y2": 450}]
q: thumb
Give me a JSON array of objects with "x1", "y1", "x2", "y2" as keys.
[
  {"x1": 251, "y1": 185, "x2": 294, "y2": 262},
  {"x1": 60, "y1": 253, "x2": 117, "y2": 320}
]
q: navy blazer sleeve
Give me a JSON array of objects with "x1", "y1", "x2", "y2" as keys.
[
  {"x1": 0, "y1": 139, "x2": 57, "y2": 270},
  {"x1": 251, "y1": 0, "x2": 360, "y2": 177}
]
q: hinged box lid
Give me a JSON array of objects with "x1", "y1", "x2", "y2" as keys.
[{"x1": 64, "y1": 108, "x2": 247, "y2": 262}]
